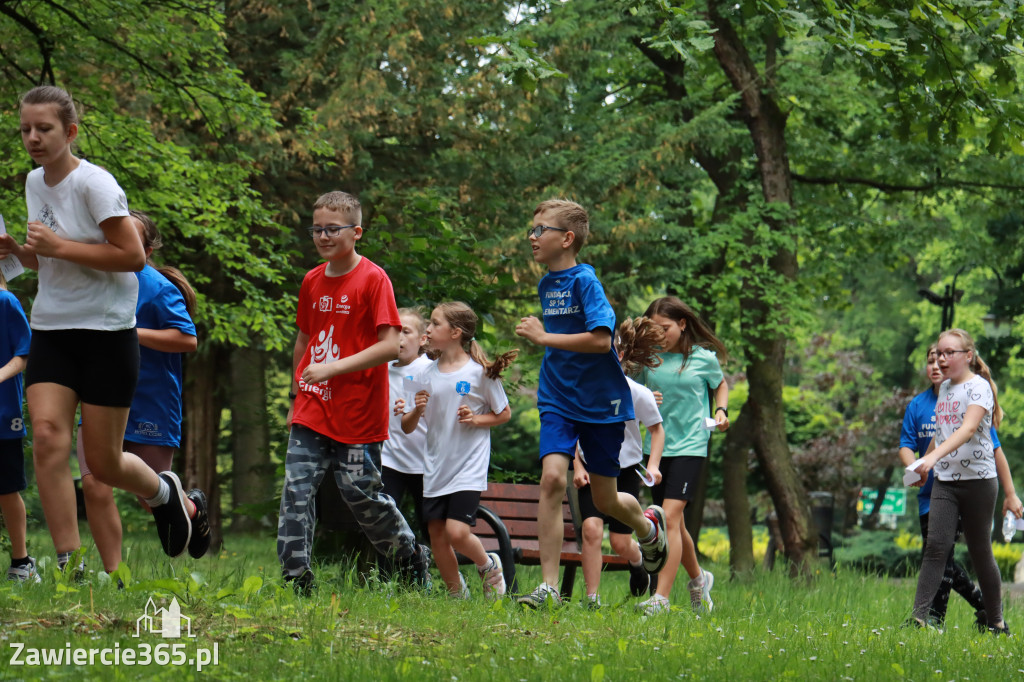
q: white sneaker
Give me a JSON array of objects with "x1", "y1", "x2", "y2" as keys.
[
  {"x1": 688, "y1": 569, "x2": 714, "y2": 613},
  {"x1": 637, "y1": 594, "x2": 670, "y2": 616},
  {"x1": 516, "y1": 582, "x2": 562, "y2": 608},
  {"x1": 478, "y1": 552, "x2": 506, "y2": 599},
  {"x1": 7, "y1": 557, "x2": 41, "y2": 583},
  {"x1": 451, "y1": 573, "x2": 471, "y2": 599}
]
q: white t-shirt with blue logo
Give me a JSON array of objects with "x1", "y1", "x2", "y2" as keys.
[
  {"x1": 536, "y1": 264, "x2": 633, "y2": 423},
  {"x1": 383, "y1": 354, "x2": 432, "y2": 475},
  {"x1": 411, "y1": 358, "x2": 509, "y2": 497}
]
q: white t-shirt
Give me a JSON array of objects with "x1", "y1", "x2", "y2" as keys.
[
  {"x1": 25, "y1": 160, "x2": 137, "y2": 330},
  {"x1": 934, "y1": 375, "x2": 996, "y2": 481},
  {"x1": 410, "y1": 358, "x2": 509, "y2": 498},
  {"x1": 580, "y1": 376, "x2": 663, "y2": 469},
  {"x1": 382, "y1": 354, "x2": 432, "y2": 475}
]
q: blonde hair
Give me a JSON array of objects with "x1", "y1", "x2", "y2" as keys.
[
  {"x1": 616, "y1": 317, "x2": 665, "y2": 377},
  {"x1": 534, "y1": 199, "x2": 589, "y2": 254},
  {"x1": 430, "y1": 302, "x2": 518, "y2": 379},
  {"x1": 399, "y1": 307, "x2": 428, "y2": 355},
  {"x1": 939, "y1": 328, "x2": 1004, "y2": 428},
  {"x1": 313, "y1": 191, "x2": 362, "y2": 225},
  {"x1": 643, "y1": 296, "x2": 728, "y2": 365}
]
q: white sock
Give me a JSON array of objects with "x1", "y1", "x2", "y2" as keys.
[
  {"x1": 476, "y1": 558, "x2": 493, "y2": 571},
  {"x1": 145, "y1": 476, "x2": 170, "y2": 507},
  {"x1": 640, "y1": 519, "x2": 656, "y2": 543}
]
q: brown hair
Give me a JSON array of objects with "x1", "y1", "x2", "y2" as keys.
[
  {"x1": 130, "y1": 209, "x2": 197, "y2": 316},
  {"x1": 399, "y1": 306, "x2": 428, "y2": 355},
  {"x1": 616, "y1": 317, "x2": 665, "y2": 377},
  {"x1": 534, "y1": 199, "x2": 589, "y2": 254},
  {"x1": 20, "y1": 85, "x2": 78, "y2": 132},
  {"x1": 430, "y1": 301, "x2": 518, "y2": 379},
  {"x1": 313, "y1": 191, "x2": 362, "y2": 225},
  {"x1": 938, "y1": 328, "x2": 1004, "y2": 428},
  {"x1": 643, "y1": 296, "x2": 728, "y2": 366}
]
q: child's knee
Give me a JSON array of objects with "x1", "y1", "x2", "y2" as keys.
[
  {"x1": 81, "y1": 475, "x2": 112, "y2": 503},
  {"x1": 609, "y1": 533, "x2": 633, "y2": 556},
  {"x1": 581, "y1": 518, "x2": 603, "y2": 545}
]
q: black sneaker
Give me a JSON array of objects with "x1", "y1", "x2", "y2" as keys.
[
  {"x1": 401, "y1": 544, "x2": 432, "y2": 589},
  {"x1": 974, "y1": 609, "x2": 988, "y2": 633},
  {"x1": 185, "y1": 489, "x2": 211, "y2": 559},
  {"x1": 286, "y1": 569, "x2": 316, "y2": 596},
  {"x1": 989, "y1": 622, "x2": 1011, "y2": 636},
  {"x1": 151, "y1": 472, "x2": 192, "y2": 557},
  {"x1": 627, "y1": 561, "x2": 650, "y2": 597},
  {"x1": 58, "y1": 555, "x2": 86, "y2": 583}
]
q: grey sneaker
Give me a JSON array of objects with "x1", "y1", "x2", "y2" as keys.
[
  {"x1": 516, "y1": 582, "x2": 562, "y2": 609},
  {"x1": 401, "y1": 544, "x2": 433, "y2": 589},
  {"x1": 452, "y1": 573, "x2": 470, "y2": 599},
  {"x1": 7, "y1": 557, "x2": 41, "y2": 583},
  {"x1": 688, "y1": 569, "x2": 714, "y2": 613},
  {"x1": 478, "y1": 552, "x2": 506, "y2": 599},
  {"x1": 639, "y1": 505, "x2": 668, "y2": 573}
]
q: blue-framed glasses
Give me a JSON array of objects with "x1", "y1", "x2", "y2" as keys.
[
  {"x1": 527, "y1": 224, "x2": 569, "y2": 239},
  {"x1": 307, "y1": 225, "x2": 357, "y2": 238}
]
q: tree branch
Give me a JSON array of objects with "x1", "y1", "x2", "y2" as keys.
[{"x1": 792, "y1": 172, "x2": 1024, "y2": 193}]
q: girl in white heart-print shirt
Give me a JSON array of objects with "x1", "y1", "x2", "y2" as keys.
[{"x1": 910, "y1": 328, "x2": 1020, "y2": 634}]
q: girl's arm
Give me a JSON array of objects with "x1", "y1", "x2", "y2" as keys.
[
  {"x1": 713, "y1": 380, "x2": 730, "y2": 432},
  {"x1": 302, "y1": 325, "x2": 400, "y2": 384},
  {"x1": 994, "y1": 446, "x2": 1023, "y2": 518},
  {"x1": 26, "y1": 215, "x2": 144, "y2": 272},
  {"x1": 0, "y1": 234, "x2": 39, "y2": 270},
  {"x1": 401, "y1": 391, "x2": 429, "y2": 434},
  {"x1": 917, "y1": 404, "x2": 987, "y2": 475},
  {"x1": 514, "y1": 316, "x2": 612, "y2": 353},
  {"x1": 645, "y1": 422, "x2": 665, "y2": 485},
  {"x1": 458, "y1": 404, "x2": 511, "y2": 428},
  {"x1": 0, "y1": 356, "x2": 27, "y2": 385},
  {"x1": 137, "y1": 328, "x2": 197, "y2": 353}
]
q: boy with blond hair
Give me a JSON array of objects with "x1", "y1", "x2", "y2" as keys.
[
  {"x1": 278, "y1": 191, "x2": 430, "y2": 593},
  {"x1": 514, "y1": 199, "x2": 667, "y2": 607}
]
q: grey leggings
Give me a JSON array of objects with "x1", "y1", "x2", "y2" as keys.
[{"x1": 912, "y1": 477, "x2": 1002, "y2": 626}]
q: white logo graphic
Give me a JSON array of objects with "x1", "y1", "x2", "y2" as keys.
[
  {"x1": 318, "y1": 296, "x2": 332, "y2": 312},
  {"x1": 134, "y1": 597, "x2": 195, "y2": 639},
  {"x1": 340, "y1": 294, "x2": 349, "y2": 303},
  {"x1": 311, "y1": 325, "x2": 341, "y2": 365}
]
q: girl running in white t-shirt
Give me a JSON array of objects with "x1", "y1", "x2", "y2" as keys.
[
  {"x1": 399, "y1": 302, "x2": 517, "y2": 598},
  {"x1": 0, "y1": 86, "x2": 200, "y2": 572}
]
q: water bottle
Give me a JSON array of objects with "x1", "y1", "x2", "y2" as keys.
[{"x1": 1002, "y1": 511, "x2": 1016, "y2": 543}]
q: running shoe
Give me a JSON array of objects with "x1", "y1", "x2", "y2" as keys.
[
  {"x1": 688, "y1": 568, "x2": 714, "y2": 613},
  {"x1": 627, "y1": 560, "x2": 650, "y2": 597},
  {"x1": 516, "y1": 582, "x2": 562, "y2": 608},
  {"x1": 151, "y1": 472, "x2": 192, "y2": 557},
  {"x1": 186, "y1": 489, "x2": 211, "y2": 559},
  {"x1": 637, "y1": 594, "x2": 670, "y2": 616},
  {"x1": 479, "y1": 552, "x2": 506, "y2": 599},
  {"x1": 7, "y1": 557, "x2": 40, "y2": 583},
  {"x1": 639, "y1": 505, "x2": 667, "y2": 573}
]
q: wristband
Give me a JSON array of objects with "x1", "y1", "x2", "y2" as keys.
[
  {"x1": 715, "y1": 407, "x2": 728, "y2": 417},
  {"x1": 288, "y1": 391, "x2": 298, "y2": 400}
]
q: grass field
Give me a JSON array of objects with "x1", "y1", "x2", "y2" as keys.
[{"x1": 1, "y1": 529, "x2": 1021, "y2": 681}]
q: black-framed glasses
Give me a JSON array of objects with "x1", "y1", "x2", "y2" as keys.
[
  {"x1": 936, "y1": 349, "x2": 969, "y2": 359},
  {"x1": 307, "y1": 224, "x2": 357, "y2": 238},
  {"x1": 527, "y1": 224, "x2": 569, "y2": 239}
]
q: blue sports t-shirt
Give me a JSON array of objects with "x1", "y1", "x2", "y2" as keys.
[
  {"x1": 0, "y1": 290, "x2": 30, "y2": 439},
  {"x1": 125, "y1": 265, "x2": 196, "y2": 447},
  {"x1": 536, "y1": 264, "x2": 633, "y2": 423},
  {"x1": 899, "y1": 387, "x2": 1001, "y2": 515}
]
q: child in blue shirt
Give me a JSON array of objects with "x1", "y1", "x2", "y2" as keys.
[
  {"x1": 0, "y1": 276, "x2": 36, "y2": 582},
  {"x1": 514, "y1": 199, "x2": 667, "y2": 607}
]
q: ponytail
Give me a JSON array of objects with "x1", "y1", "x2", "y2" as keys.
[
  {"x1": 616, "y1": 317, "x2": 664, "y2": 377},
  {"x1": 130, "y1": 209, "x2": 197, "y2": 317},
  {"x1": 431, "y1": 301, "x2": 518, "y2": 379},
  {"x1": 940, "y1": 328, "x2": 1005, "y2": 429}
]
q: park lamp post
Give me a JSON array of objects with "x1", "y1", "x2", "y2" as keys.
[{"x1": 982, "y1": 313, "x2": 1013, "y2": 340}]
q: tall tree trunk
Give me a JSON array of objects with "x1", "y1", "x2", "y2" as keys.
[
  {"x1": 183, "y1": 345, "x2": 226, "y2": 550},
  {"x1": 721, "y1": 406, "x2": 755, "y2": 575},
  {"x1": 229, "y1": 345, "x2": 272, "y2": 532},
  {"x1": 708, "y1": 2, "x2": 814, "y2": 574}
]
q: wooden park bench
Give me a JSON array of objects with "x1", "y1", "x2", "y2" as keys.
[{"x1": 463, "y1": 480, "x2": 632, "y2": 599}]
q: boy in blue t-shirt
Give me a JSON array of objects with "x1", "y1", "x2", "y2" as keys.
[
  {"x1": 513, "y1": 199, "x2": 668, "y2": 607},
  {"x1": 0, "y1": 282, "x2": 37, "y2": 582}
]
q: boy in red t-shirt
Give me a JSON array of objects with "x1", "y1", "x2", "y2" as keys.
[{"x1": 277, "y1": 191, "x2": 431, "y2": 593}]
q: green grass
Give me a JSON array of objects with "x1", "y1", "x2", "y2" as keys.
[{"x1": 1, "y1": 529, "x2": 1021, "y2": 681}]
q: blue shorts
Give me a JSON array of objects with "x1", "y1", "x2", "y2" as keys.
[{"x1": 539, "y1": 412, "x2": 625, "y2": 478}]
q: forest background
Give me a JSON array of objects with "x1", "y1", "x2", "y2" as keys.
[{"x1": 2, "y1": 0, "x2": 1024, "y2": 576}]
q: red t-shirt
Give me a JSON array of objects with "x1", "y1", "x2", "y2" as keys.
[{"x1": 292, "y1": 258, "x2": 401, "y2": 444}]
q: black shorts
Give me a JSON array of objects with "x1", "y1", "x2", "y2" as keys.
[
  {"x1": 653, "y1": 456, "x2": 705, "y2": 503},
  {"x1": 0, "y1": 438, "x2": 26, "y2": 494},
  {"x1": 577, "y1": 464, "x2": 643, "y2": 534},
  {"x1": 381, "y1": 467, "x2": 424, "y2": 526},
  {"x1": 26, "y1": 328, "x2": 139, "y2": 407},
  {"x1": 422, "y1": 490, "x2": 480, "y2": 526}
]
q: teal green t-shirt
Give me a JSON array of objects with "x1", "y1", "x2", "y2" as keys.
[{"x1": 638, "y1": 346, "x2": 724, "y2": 458}]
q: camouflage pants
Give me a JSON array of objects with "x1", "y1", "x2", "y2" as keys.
[{"x1": 277, "y1": 425, "x2": 416, "y2": 578}]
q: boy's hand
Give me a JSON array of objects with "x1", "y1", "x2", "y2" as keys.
[
  {"x1": 301, "y1": 362, "x2": 332, "y2": 384},
  {"x1": 514, "y1": 316, "x2": 546, "y2": 345},
  {"x1": 393, "y1": 398, "x2": 406, "y2": 416},
  {"x1": 572, "y1": 467, "x2": 589, "y2": 489}
]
